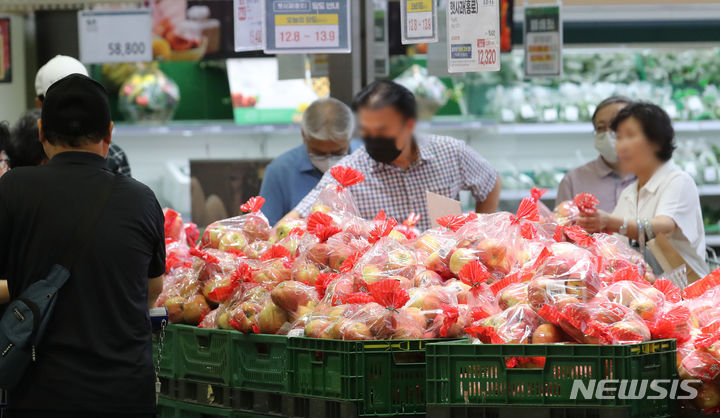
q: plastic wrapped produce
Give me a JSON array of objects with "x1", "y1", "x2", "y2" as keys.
[
  {"x1": 539, "y1": 300, "x2": 651, "y2": 345},
  {"x1": 118, "y1": 66, "x2": 180, "y2": 123}
]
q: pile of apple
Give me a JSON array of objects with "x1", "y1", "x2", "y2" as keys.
[{"x1": 156, "y1": 168, "x2": 720, "y2": 415}]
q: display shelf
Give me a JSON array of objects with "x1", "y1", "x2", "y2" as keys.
[
  {"x1": 706, "y1": 234, "x2": 720, "y2": 247},
  {"x1": 697, "y1": 184, "x2": 720, "y2": 196},
  {"x1": 113, "y1": 121, "x2": 299, "y2": 137},
  {"x1": 112, "y1": 119, "x2": 720, "y2": 138},
  {"x1": 501, "y1": 185, "x2": 720, "y2": 201},
  {"x1": 500, "y1": 188, "x2": 557, "y2": 201}
]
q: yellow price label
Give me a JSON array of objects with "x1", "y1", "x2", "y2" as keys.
[
  {"x1": 275, "y1": 14, "x2": 339, "y2": 26},
  {"x1": 407, "y1": 0, "x2": 432, "y2": 13}
]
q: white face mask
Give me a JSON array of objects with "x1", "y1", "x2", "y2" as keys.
[
  {"x1": 308, "y1": 153, "x2": 346, "y2": 173},
  {"x1": 594, "y1": 131, "x2": 618, "y2": 164}
]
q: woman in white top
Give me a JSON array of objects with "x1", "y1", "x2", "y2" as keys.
[{"x1": 578, "y1": 102, "x2": 708, "y2": 278}]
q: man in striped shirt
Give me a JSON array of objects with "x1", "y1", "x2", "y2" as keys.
[{"x1": 288, "y1": 81, "x2": 501, "y2": 231}]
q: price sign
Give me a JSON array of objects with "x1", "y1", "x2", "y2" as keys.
[
  {"x1": 77, "y1": 9, "x2": 152, "y2": 64},
  {"x1": 524, "y1": 5, "x2": 562, "y2": 77},
  {"x1": 446, "y1": 0, "x2": 500, "y2": 73},
  {"x1": 372, "y1": 0, "x2": 389, "y2": 76},
  {"x1": 401, "y1": 0, "x2": 437, "y2": 44},
  {"x1": 263, "y1": 0, "x2": 351, "y2": 54},
  {"x1": 234, "y1": 0, "x2": 264, "y2": 51}
]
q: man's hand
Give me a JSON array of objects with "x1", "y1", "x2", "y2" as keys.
[
  {"x1": 148, "y1": 276, "x2": 163, "y2": 308},
  {"x1": 0, "y1": 280, "x2": 9, "y2": 304}
]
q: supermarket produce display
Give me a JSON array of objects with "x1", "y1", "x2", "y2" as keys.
[{"x1": 156, "y1": 166, "x2": 720, "y2": 416}]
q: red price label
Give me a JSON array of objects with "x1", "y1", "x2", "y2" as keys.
[
  {"x1": 275, "y1": 25, "x2": 340, "y2": 48},
  {"x1": 478, "y1": 48, "x2": 496, "y2": 66}
]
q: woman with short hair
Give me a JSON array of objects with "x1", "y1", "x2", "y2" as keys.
[{"x1": 578, "y1": 102, "x2": 708, "y2": 278}]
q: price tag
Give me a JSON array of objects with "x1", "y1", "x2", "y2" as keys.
[
  {"x1": 524, "y1": 5, "x2": 562, "y2": 77},
  {"x1": 263, "y1": 0, "x2": 351, "y2": 54},
  {"x1": 235, "y1": 0, "x2": 264, "y2": 51},
  {"x1": 446, "y1": 0, "x2": 500, "y2": 73},
  {"x1": 77, "y1": 9, "x2": 152, "y2": 64},
  {"x1": 401, "y1": 0, "x2": 437, "y2": 44},
  {"x1": 372, "y1": 0, "x2": 389, "y2": 77}
]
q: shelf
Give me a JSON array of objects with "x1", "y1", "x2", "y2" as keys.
[
  {"x1": 501, "y1": 185, "x2": 720, "y2": 201},
  {"x1": 706, "y1": 235, "x2": 720, "y2": 247},
  {"x1": 501, "y1": 189, "x2": 558, "y2": 201},
  {"x1": 113, "y1": 121, "x2": 299, "y2": 137},
  {"x1": 697, "y1": 184, "x2": 720, "y2": 196}
]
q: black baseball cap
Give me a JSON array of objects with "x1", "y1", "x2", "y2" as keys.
[{"x1": 41, "y1": 73, "x2": 111, "y2": 137}]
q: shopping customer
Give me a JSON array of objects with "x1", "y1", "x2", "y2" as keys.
[
  {"x1": 290, "y1": 80, "x2": 501, "y2": 231},
  {"x1": 6, "y1": 109, "x2": 48, "y2": 168},
  {"x1": 577, "y1": 102, "x2": 708, "y2": 277},
  {"x1": 0, "y1": 74, "x2": 165, "y2": 417},
  {"x1": 0, "y1": 122, "x2": 9, "y2": 178},
  {"x1": 556, "y1": 96, "x2": 636, "y2": 212},
  {"x1": 35, "y1": 55, "x2": 132, "y2": 176},
  {"x1": 260, "y1": 97, "x2": 359, "y2": 225}
]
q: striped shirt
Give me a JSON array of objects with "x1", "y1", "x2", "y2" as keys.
[{"x1": 293, "y1": 135, "x2": 498, "y2": 231}]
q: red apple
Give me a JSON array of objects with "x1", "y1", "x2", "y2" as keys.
[
  {"x1": 532, "y1": 324, "x2": 563, "y2": 344},
  {"x1": 308, "y1": 243, "x2": 330, "y2": 267},
  {"x1": 695, "y1": 381, "x2": 720, "y2": 413},
  {"x1": 476, "y1": 238, "x2": 512, "y2": 276},
  {"x1": 218, "y1": 231, "x2": 248, "y2": 253},
  {"x1": 413, "y1": 269, "x2": 443, "y2": 288},
  {"x1": 182, "y1": 294, "x2": 211, "y2": 325},
  {"x1": 164, "y1": 296, "x2": 185, "y2": 323},
  {"x1": 328, "y1": 244, "x2": 353, "y2": 271},
  {"x1": 293, "y1": 262, "x2": 321, "y2": 285},
  {"x1": 257, "y1": 302, "x2": 288, "y2": 334},
  {"x1": 449, "y1": 248, "x2": 478, "y2": 275}
]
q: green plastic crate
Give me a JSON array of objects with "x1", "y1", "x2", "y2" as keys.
[
  {"x1": 153, "y1": 324, "x2": 178, "y2": 378},
  {"x1": 175, "y1": 325, "x2": 234, "y2": 385},
  {"x1": 157, "y1": 397, "x2": 236, "y2": 418},
  {"x1": 287, "y1": 337, "x2": 435, "y2": 416},
  {"x1": 426, "y1": 339, "x2": 678, "y2": 418},
  {"x1": 157, "y1": 396, "x2": 278, "y2": 418},
  {"x1": 232, "y1": 333, "x2": 289, "y2": 392}
]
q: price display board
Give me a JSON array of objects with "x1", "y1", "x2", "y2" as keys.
[
  {"x1": 78, "y1": 9, "x2": 152, "y2": 64},
  {"x1": 262, "y1": 0, "x2": 351, "y2": 54},
  {"x1": 447, "y1": 0, "x2": 500, "y2": 72},
  {"x1": 524, "y1": 5, "x2": 562, "y2": 77},
  {"x1": 234, "y1": 0, "x2": 264, "y2": 51},
  {"x1": 372, "y1": 0, "x2": 389, "y2": 76},
  {"x1": 400, "y1": 0, "x2": 437, "y2": 44}
]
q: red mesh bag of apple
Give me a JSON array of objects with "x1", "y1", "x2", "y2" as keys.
[
  {"x1": 596, "y1": 272, "x2": 666, "y2": 324},
  {"x1": 539, "y1": 300, "x2": 651, "y2": 345},
  {"x1": 553, "y1": 193, "x2": 598, "y2": 226},
  {"x1": 405, "y1": 283, "x2": 460, "y2": 338},
  {"x1": 352, "y1": 236, "x2": 418, "y2": 287},
  {"x1": 272, "y1": 217, "x2": 307, "y2": 242},
  {"x1": 251, "y1": 245, "x2": 293, "y2": 287},
  {"x1": 223, "y1": 285, "x2": 272, "y2": 333},
  {"x1": 270, "y1": 280, "x2": 320, "y2": 326},
  {"x1": 201, "y1": 196, "x2": 271, "y2": 253},
  {"x1": 292, "y1": 211, "x2": 351, "y2": 273},
  {"x1": 368, "y1": 278, "x2": 435, "y2": 340},
  {"x1": 164, "y1": 208, "x2": 187, "y2": 244},
  {"x1": 308, "y1": 166, "x2": 365, "y2": 217},
  {"x1": 466, "y1": 304, "x2": 543, "y2": 345},
  {"x1": 527, "y1": 242, "x2": 601, "y2": 312},
  {"x1": 450, "y1": 208, "x2": 540, "y2": 283},
  {"x1": 579, "y1": 233, "x2": 653, "y2": 284},
  {"x1": 196, "y1": 249, "x2": 248, "y2": 306},
  {"x1": 413, "y1": 228, "x2": 459, "y2": 280},
  {"x1": 317, "y1": 273, "x2": 356, "y2": 307}
]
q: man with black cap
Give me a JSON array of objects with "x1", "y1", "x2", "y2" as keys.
[{"x1": 0, "y1": 74, "x2": 165, "y2": 417}]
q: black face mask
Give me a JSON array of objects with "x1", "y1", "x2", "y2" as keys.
[{"x1": 363, "y1": 136, "x2": 402, "y2": 164}]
